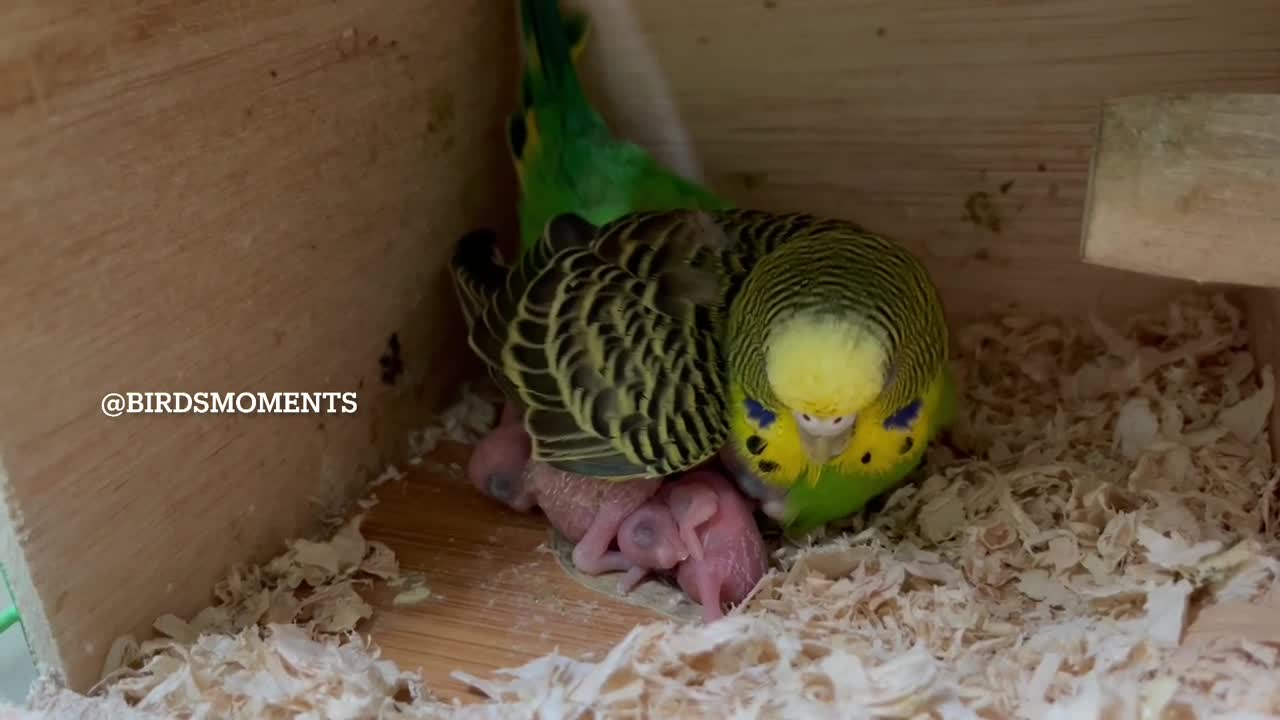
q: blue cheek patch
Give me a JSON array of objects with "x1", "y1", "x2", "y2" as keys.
[
  {"x1": 883, "y1": 398, "x2": 922, "y2": 430},
  {"x1": 744, "y1": 398, "x2": 776, "y2": 429}
]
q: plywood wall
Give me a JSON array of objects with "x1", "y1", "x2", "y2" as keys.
[
  {"x1": 0, "y1": 0, "x2": 516, "y2": 691},
  {"x1": 574, "y1": 0, "x2": 1280, "y2": 321}
]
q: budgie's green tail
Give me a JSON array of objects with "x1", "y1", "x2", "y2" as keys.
[
  {"x1": 509, "y1": 0, "x2": 730, "y2": 254},
  {"x1": 507, "y1": 0, "x2": 598, "y2": 201}
]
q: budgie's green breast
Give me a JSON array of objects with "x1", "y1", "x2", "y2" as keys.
[{"x1": 780, "y1": 364, "x2": 957, "y2": 532}]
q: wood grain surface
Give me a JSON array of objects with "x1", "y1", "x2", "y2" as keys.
[
  {"x1": 0, "y1": 0, "x2": 517, "y2": 692},
  {"x1": 362, "y1": 444, "x2": 672, "y2": 703},
  {"x1": 572, "y1": 0, "x2": 1280, "y2": 320},
  {"x1": 1081, "y1": 94, "x2": 1280, "y2": 287}
]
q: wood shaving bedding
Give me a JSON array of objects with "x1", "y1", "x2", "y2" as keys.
[
  {"x1": 9, "y1": 292, "x2": 1279, "y2": 719},
  {"x1": 404, "y1": 383, "x2": 500, "y2": 468},
  {"x1": 91, "y1": 510, "x2": 393, "y2": 685}
]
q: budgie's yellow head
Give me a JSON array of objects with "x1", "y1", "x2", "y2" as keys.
[{"x1": 766, "y1": 313, "x2": 889, "y2": 465}]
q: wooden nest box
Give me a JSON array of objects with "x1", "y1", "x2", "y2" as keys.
[{"x1": 0, "y1": 0, "x2": 1278, "y2": 700}]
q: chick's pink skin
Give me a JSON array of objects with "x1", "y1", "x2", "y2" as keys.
[
  {"x1": 615, "y1": 498, "x2": 689, "y2": 593},
  {"x1": 465, "y1": 400, "x2": 665, "y2": 577},
  {"x1": 667, "y1": 470, "x2": 769, "y2": 623},
  {"x1": 664, "y1": 480, "x2": 717, "y2": 563},
  {"x1": 530, "y1": 464, "x2": 662, "y2": 575},
  {"x1": 498, "y1": 401, "x2": 521, "y2": 427},
  {"x1": 465, "y1": 402, "x2": 537, "y2": 512}
]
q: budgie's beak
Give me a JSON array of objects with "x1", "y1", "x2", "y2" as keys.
[
  {"x1": 793, "y1": 411, "x2": 857, "y2": 465},
  {"x1": 798, "y1": 431, "x2": 851, "y2": 464}
]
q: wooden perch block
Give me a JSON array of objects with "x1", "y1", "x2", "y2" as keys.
[{"x1": 1080, "y1": 94, "x2": 1280, "y2": 288}]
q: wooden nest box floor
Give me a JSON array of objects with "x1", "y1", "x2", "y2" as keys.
[{"x1": 358, "y1": 444, "x2": 680, "y2": 702}]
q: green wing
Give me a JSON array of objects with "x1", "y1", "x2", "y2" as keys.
[
  {"x1": 469, "y1": 210, "x2": 738, "y2": 478},
  {"x1": 453, "y1": 208, "x2": 816, "y2": 479}
]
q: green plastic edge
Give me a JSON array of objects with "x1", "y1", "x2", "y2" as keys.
[{"x1": 0, "y1": 563, "x2": 21, "y2": 635}]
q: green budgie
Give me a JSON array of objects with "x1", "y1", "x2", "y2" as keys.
[
  {"x1": 453, "y1": 0, "x2": 731, "y2": 442},
  {"x1": 455, "y1": 0, "x2": 729, "y2": 380},
  {"x1": 720, "y1": 216, "x2": 957, "y2": 533},
  {"x1": 452, "y1": 208, "x2": 956, "y2": 534}
]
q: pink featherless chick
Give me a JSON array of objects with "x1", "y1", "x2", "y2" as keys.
[
  {"x1": 664, "y1": 469, "x2": 770, "y2": 622},
  {"x1": 466, "y1": 401, "x2": 538, "y2": 512},
  {"x1": 613, "y1": 497, "x2": 690, "y2": 593},
  {"x1": 465, "y1": 400, "x2": 665, "y2": 575}
]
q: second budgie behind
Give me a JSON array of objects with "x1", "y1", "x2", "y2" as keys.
[{"x1": 508, "y1": 0, "x2": 729, "y2": 257}]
